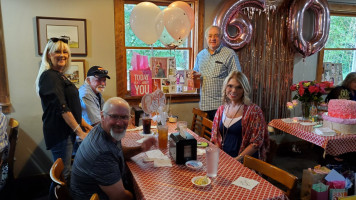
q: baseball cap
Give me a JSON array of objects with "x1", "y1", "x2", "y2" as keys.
[{"x1": 87, "y1": 66, "x2": 110, "y2": 79}]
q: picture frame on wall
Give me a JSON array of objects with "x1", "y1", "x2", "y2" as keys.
[
  {"x1": 64, "y1": 59, "x2": 86, "y2": 88},
  {"x1": 36, "y1": 16, "x2": 87, "y2": 55}
]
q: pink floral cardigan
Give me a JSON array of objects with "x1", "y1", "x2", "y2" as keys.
[{"x1": 211, "y1": 104, "x2": 269, "y2": 161}]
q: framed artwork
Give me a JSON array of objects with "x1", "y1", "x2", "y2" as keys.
[
  {"x1": 64, "y1": 59, "x2": 85, "y2": 88},
  {"x1": 36, "y1": 16, "x2": 87, "y2": 55},
  {"x1": 150, "y1": 57, "x2": 171, "y2": 79}
]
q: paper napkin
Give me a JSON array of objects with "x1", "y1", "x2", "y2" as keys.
[
  {"x1": 153, "y1": 157, "x2": 172, "y2": 167},
  {"x1": 144, "y1": 150, "x2": 172, "y2": 167},
  {"x1": 197, "y1": 148, "x2": 206, "y2": 156},
  {"x1": 232, "y1": 177, "x2": 259, "y2": 190},
  {"x1": 314, "y1": 127, "x2": 336, "y2": 136}
]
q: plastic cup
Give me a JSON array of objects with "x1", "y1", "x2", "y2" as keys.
[
  {"x1": 142, "y1": 116, "x2": 151, "y2": 134},
  {"x1": 158, "y1": 124, "x2": 168, "y2": 149},
  {"x1": 193, "y1": 75, "x2": 201, "y2": 88},
  {"x1": 206, "y1": 147, "x2": 220, "y2": 177},
  {"x1": 177, "y1": 121, "x2": 187, "y2": 135}
]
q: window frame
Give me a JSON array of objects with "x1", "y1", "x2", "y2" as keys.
[
  {"x1": 317, "y1": 4, "x2": 356, "y2": 82},
  {"x1": 114, "y1": 0, "x2": 204, "y2": 104}
]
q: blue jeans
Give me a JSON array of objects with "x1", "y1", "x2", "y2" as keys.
[{"x1": 49, "y1": 136, "x2": 74, "y2": 200}]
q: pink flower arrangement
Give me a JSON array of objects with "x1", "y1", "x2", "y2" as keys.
[{"x1": 290, "y1": 81, "x2": 333, "y2": 104}]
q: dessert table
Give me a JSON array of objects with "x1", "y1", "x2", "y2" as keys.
[
  {"x1": 268, "y1": 119, "x2": 356, "y2": 156},
  {"x1": 122, "y1": 123, "x2": 287, "y2": 200}
]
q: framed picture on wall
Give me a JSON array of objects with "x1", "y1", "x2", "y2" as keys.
[
  {"x1": 36, "y1": 16, "x2": 87, "y2": 55},
  {"x1": 64, "y1": 59, "x2": 86, "y2": 88}
]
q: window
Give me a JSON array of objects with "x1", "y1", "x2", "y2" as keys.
[
  {"x1": 317, "y1": 4, "x2": 356, "y2": 82},
  {"x1": 114, "y1": 0, "x2": 203, "y2": 102}
]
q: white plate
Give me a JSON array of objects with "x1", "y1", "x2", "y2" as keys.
[
  {"x1": 185, "y1": 160, "x2": 203, "y2": 170},
  {"x1": 139, "y1": 131, "x2": 154, "y2": 137},
  {"x1": 191, "y1": 176, "x2": 211, "y2": 187}
]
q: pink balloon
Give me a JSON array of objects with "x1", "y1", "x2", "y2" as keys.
[
  {"x1": 163, "y1": 7, "x2": 191, "y2": 41},
  {"x1": 288, "y1": 0, "x2": 330, "y2": 57},
  {"x1": 213, "y1": 0, "x2": 265, "y2": 50},
  {"x1": 168, "y1": 1, "x2": 194, "y2": 30}
]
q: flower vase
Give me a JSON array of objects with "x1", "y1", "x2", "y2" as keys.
[{"x1": 301, "y1": 102, "x2": 312, "y2": 120}]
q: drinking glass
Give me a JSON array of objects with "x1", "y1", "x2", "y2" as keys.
[
  {"x1": 206, "y1": 147, "x2": 220, "y2": 177},
  {"x1": 158, "y1": 124, "x2": 168, "y2": 149},
  {"x1": 142, "y1": 114, "x2": 151, "y2": 134}
]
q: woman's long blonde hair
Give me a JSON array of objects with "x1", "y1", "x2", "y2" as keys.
[
  {"x1": 35, "y1": 40, "x2": 71, "y2": 95},
  {"x1": 222, "y1": 71, "x2": 251, "y2": 105}
]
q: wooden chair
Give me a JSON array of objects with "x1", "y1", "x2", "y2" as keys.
[
  {"x1": 50, "y1": 158, "x2": 72, "y2": 200},
  {"x1": 90, "y1": 193, "x2": 99, "y2": 200},
  {"x1": 191, "y1": 108, "x2": 207, "y2": 134},
  {"x1": 200, "y1": 117, "x2": 213, "y2": 140},
  {"x1": 243, "y1": 155, "x2": 297, "y2": 198},
  {"x1": 6, "y1": 118, "x2": 19, "y2": 181}
]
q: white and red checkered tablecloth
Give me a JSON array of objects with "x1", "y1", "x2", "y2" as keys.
[
  {"x1": 268, "y1": 119, "x2": 356, "y2": 156},
  {"x1": 122, "y1": 123, "x2": 287, "y2": 200}
]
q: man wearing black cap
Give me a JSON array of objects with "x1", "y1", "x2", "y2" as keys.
[{"x1": 79, "y1": 66, "x2": 110, "y2": 126}]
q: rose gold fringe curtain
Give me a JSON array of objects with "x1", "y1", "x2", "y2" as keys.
[{"x1": 237, "y1": 0, "x2": 294, "y2": 123}]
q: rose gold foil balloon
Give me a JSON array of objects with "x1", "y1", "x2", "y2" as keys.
[
  {"x1": 288, "y1": 0, "x2": 330, "y2": 57},
  {"x1": 213, "y1": 0, "x2": 265, "y2": 50}
]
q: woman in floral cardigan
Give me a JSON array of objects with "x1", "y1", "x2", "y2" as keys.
[{"x1": 211, "y1": 71, "x2": 269, "y2": 162}]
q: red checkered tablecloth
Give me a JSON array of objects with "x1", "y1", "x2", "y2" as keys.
[
  {"x1": 268, "y1": 119, "x2": 356, "y2": 156},
  {"x1": 122, "y1": 123, "x2": 287, "y2": 200}
]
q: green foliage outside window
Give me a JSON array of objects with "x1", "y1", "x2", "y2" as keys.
[{"x1": 323, "y1": 15, "x2": 356, "y2": 79}]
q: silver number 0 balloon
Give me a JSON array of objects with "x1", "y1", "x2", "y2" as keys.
[{"x1": 288, "y1": 0, "x2": 330, "y2": 57}]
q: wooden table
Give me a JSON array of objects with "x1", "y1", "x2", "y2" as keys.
[
  {"x1": 269, "y1": 119, "x2": 356, "y2": 156},
  {"x1": 122, "y1": 123, "x2": 287, "y2": 200}
]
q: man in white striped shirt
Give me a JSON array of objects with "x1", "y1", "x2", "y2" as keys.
[{"x1": 193, "y1": 25, "x2": 241, "y2": 120}]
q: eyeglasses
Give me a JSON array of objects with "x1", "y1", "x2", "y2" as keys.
[
  {"x1": 50, "y1": 37, "x2": 69, "y2": 44},
  {"x1": 104, "y1": 112, "x2": 130, "y2": 121}
]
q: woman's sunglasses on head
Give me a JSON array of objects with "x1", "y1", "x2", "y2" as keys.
[{"x1": 50, "y1": 37, "x2": 69, "y2": 44}]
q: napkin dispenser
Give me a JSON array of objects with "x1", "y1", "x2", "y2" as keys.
[{"x1": 169, "y1": 132, "x2": 197, "y2": 164}]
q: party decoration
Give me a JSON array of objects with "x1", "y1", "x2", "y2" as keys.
[
  {"x1": 168, "y1": 1, "x2": 195, "y2": 30},
  {"x1": 141, "y1": 89, "x2": 168, "y2": 125},
  {"x1": 130, "y1": 70, "x2": 152, "y2": 96},
  {"x1": 213, "y1": 0, "x2": 265, "y2": 50},
  {"x1": 130, "y1": 2, "x2": 163, "y2": 45},
  {"x1": 162, "y1": 7, "x2": 191, "y2": 42},
  {"x1": 159, "y1": 28, "x2": 187, "y2": 49},
  {"x1": 288, "y1": 0, "x2": 330, "y2": 57}
]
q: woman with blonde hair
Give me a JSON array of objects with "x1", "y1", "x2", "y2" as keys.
[
  {"x1": 211, "y1": 71, "x2": 269, "y2": 162},
  {"x1": 35, "y1": 37, "x2": 92, "y2": 199}
]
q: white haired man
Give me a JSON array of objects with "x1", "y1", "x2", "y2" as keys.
[
  {"x1": 193, "y1": 25, "x2": 241, "y2": 121},
  {"x1": 70, "y1": 97, "x2": 156, "y2": 200},
  {"x1": 79, "y1": 66, "x2": 110, "y2": 126}
]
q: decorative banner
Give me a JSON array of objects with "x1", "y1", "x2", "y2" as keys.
[
  {"x1": 288, "y1": 0, "x2": 330, "y2": 57},
  {"x1": 130, "y1": 70, "x2": 152, "y2": 96},
  {"x1": 213, "y1": 0, "x2": 265, "y2": 50}
]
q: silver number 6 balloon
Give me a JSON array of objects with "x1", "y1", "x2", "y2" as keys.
[
  {"x1": 213, "y1": 0, "x2": 265, "y2": 50},
  {"x1": 288, "y1": 0, "x2": 330, "y2": 57}
]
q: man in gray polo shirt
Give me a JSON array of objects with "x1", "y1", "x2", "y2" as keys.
[
  {"x1": 71, "y1": 97, "x2": 156, "y2": 200},
  {"x1": 193, "y1": 25, "x2": 241, "y2": 120}
]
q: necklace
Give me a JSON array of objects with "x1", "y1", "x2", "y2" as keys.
[{"x1": 222, "y1": 104, "x2": 243, "y2": 147}]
